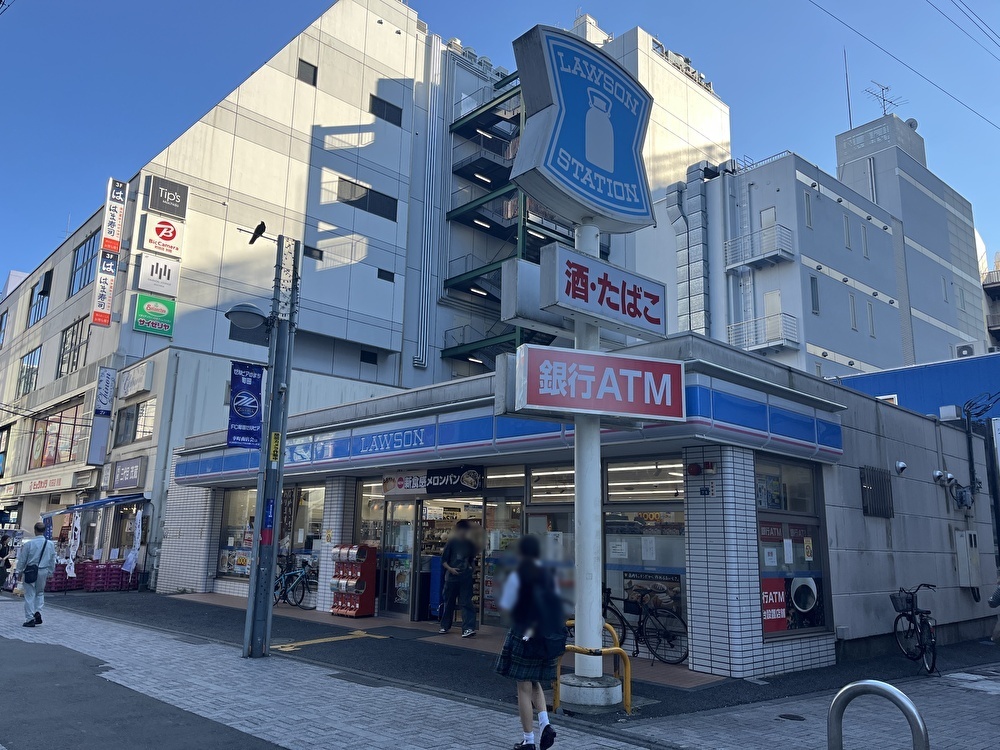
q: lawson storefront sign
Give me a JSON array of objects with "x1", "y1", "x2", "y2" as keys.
[{"x1": 511, "y1": 26, "x2": 654, "y2": 233}]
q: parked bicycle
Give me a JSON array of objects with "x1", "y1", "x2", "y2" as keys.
[
  {"x1": 569, "y1": 586, "x2": 688, "y2": 664},
  {"x1": 273, "y1": 558, "x2": 318, "y2": 609},
  {"x1": 890, "y1": 583, "x2": 937, "y2": 673}
]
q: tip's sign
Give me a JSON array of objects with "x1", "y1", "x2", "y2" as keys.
[{"x1": 511, "y1": 26, "x2": 654, "y2": 233}]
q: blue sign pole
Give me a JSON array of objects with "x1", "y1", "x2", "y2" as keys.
[{"x1": 227, "y1": 361, "x2": 264, "y2": 450}]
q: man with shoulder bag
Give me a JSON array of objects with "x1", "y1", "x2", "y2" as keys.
[{"x1": 15, "y1": 522, "x2": 56, "y2": 628}]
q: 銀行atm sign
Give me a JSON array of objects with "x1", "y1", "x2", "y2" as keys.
[{"x1": 515, "y1": 345, "x2": 684, "y2": 421}]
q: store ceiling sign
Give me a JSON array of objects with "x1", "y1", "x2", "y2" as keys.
[
  {"x1": 118, "y1": 361, "x2": 154, "y2": 399},
  {"x1": 100, "y1": 178, "x2": 129, "y2": 252},
  {"x1": 0, "y1": 482, "x2": 19, "y2": 500},
  {"x1": 141, "y1": 214, "x2": 185, "y2": 258},
  {"x1": 540, "y1": 243, "x2": 666, "y2": 339},
  {"x1": 511, "y1": 26, "x2": 654, "y2": 233},
  {"x1": 515, "y1": 345, "x2": 685, "y2": 421},
  {"x1": 138, "y1": 253, "x2": 180, "y2": 297},
  {"x1": 352, "y1": 424, "x2": 436, "y2": 457},
  {"x1": 133, "y1": 293, "x2": 175, "y2": 337},
  {"x1": 382, "y1": 471, "x2": 428, "y2": 496},
  {"x1": 91, "y1": 251, "x2": 120, "y2": 327},
  {"x1": 147, "y1": 176, "x2": 188, "y2": 220},
  {"x1": 427, "y1": 465, "x2": 484, "y2": 495},
  {"x1": 111, "y1": 456, "x2": 147, "y2": 492},
  {"x1": 26, "y1": 475, "x2": 71, "y2": 494}
]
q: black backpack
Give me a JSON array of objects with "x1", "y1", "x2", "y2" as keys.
[{"x1": 529, "y1": 569, "x2": 568, "y2": 660}]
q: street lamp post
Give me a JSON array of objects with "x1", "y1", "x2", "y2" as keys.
[{"x1": 227, "y1": 232, "x2": 302, "y2": 658}]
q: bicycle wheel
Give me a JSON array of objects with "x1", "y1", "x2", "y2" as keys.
[
  {"x1": 602, "y1": 607, "x2": 628, "y2": 651},
  {"x1": 643, "y1": 608, "x2": 688, "y2": 664},
  {"x1": 273, "y1": 577, "x2": 284, "y2": 605},
  {"x1": 920, "y1": 620, "x2": 937, "y2": 673},
  {"x1": 893, "y1": 614, "x2": 921, "y2": 660},
  {"x1": 288, "y1": 576, "x2": 307, "y2": 607},
  {"x1": 298, "y1": 575, "x2": 319, "y2": 610}
]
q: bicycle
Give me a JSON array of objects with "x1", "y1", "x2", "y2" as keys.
[
  {"x1": 569, "y1": 586, "x2": 688, "y2": 664},
  {"x1": 890, "y1": 583, "x2": 937, "y2": 673},
  {"x1": 273, "y1": 558, "x2": 318, "y2": 609}
]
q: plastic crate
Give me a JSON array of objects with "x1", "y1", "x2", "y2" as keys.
[{"x1": 890, "y1": 590, "x2": 913, "y2": 613}]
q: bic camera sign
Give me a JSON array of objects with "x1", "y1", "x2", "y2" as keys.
[{"x1": 511, "y1": 26, "x2": 654, "y2": 233}]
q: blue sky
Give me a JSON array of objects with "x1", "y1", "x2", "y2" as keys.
[{"x1": 2, "y1": 0, "x2": 998, "y2": 276}]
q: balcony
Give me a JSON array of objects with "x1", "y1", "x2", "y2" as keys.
[
  {"x1": 452, "y1": 133, "x2": 517, "y2": 187},
  {"x1": 983, "y1": 270, "x2": 1000, "y2": 299},
  {"x1": 988, "y1": 313, "x2": 1000, "y2": 335},
  {"x1": 442, "y1": 323, "x2": 555, "y2": 367},
  {"x1": 451, "y1": 86, "x2": 521, "y2": 140},
  {"x1": 725, "y1": 224, "x2": 795, "y2": 270},
  {"x1": 728, "y1": 313, "x2": 800, "y2": 352}
]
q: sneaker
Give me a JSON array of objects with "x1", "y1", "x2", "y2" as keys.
[
  {"x1": 438, "y1": 627, "x2": 449, "y2": 634},
  {"x1": 513, "y1": 743, "x2": 536, "y2": 750},
  {"x1": 540, "y1": 725, "x2": 556, "y2": 750},
  {"x1": 34, "y1": 611, "x2": 42, "y2": 625},
  {"x1": 461, "y1": 629, "x2": 476, "y2": 638},
  {"x1": 988, "y1": 585, "x2": 1000, "y2": 609},
  {"x1": 22, "y1": 619, "x2": 35, "y2": 628}
]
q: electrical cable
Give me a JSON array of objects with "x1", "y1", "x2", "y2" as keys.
[
  {"x1": 806, "y1": 0, "x2": 1000, "y2": 133},
  {"x1": 924, "y1": 0, "x2": 1000, "y2": 64},
  {"x1": 950, "y1": 0, "x2": 1000, "y2": 48}
]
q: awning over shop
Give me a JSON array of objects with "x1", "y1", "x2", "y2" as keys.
[{"x1": 41, "y1": 493, "x2": 149, "y2": 519}]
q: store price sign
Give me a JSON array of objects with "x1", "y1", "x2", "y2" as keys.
[{"x1": 515, "y1": 345, "x2": 684, "y2": 421}]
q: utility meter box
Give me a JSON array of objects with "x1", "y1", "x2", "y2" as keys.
[{"x1": 955, "y1": 530, "x2": 981, "y2": 588}]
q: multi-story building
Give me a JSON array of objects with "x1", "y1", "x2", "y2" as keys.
[{"x1": 666, "y1": 114, "x2": 988, "y2": 377}]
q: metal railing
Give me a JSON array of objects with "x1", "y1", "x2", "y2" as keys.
[
  {"x1": 728, "y1": 313, "x2": 799, "y2": 350},
  {"x1": 987, "y1": 313, "x2": 1000, "y2": 329},
  {"x1": 828, "y1": 680, "x2": 929, "y2": 749},
  {"x1": 983, "y1": 270, "x2": 1000, "y2": 286},
  {"x1": 552, "y1": 620, "x2": 632, "y2": 715},
  {"x1": 725, "y1": 224, "x2": 794, "y2": 267}
]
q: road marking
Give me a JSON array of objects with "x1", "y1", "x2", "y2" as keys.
[{"x1": 272, "y1": 630, "x2": 388, "y2": 652}]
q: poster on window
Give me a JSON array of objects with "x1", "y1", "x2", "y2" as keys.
[
  {"x1": 761, "y1": 575, "x2": 825, "y2": 633},
  {"x1": 755, "y1": 474, "x2": 782, "y2": 509},
  {"x1": 622, "y1": 570, "x2": 683, "y2": 614}
]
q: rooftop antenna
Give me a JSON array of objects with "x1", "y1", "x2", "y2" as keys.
[
  {"x1": 864, "y1": 80, "x2": 908, "y2": 116},
  {"x1": 843, "y1": 48, "x2": 853, "y2": 129},
  {"x1": 64, "y1": 213, "x2": 71, "y2": 240}
]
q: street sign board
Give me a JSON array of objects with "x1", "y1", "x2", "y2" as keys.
[
  {"x1": 540, "y1": 243, "x2": 666, "y2": 339},
  {"x1": 515, "y1": 345, "x2": 684, "y2": 421},
  {"x1": 227, "y1": 361, "x2": 264, "y2": 450},
  {"x1": 511, "y1": 26, "x2": 654, "y2": 233},
  {"x1": 132, "y1": 293, "x2": 175, "y2": 337},
  {"x1": 138, "y1": 253, "x2": 180, "y2": 297},
  {"x1": 91, "y1": 251, "x2": 119, "y2": 327},
  {"x1": 100, "y1": 178, "x2": 129, "y2": 252},
  {"x1": 147, "y1": 176, "x2": 188, "y2": 220},
  {"x1": 141, "y1": 214, "x2": 185, "y2": 258}
]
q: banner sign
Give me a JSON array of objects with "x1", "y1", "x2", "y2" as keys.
[
  {"x1": 515, "y1": 345, "x2": 685, "y2": 421},
  {"x1": 133, "y1": 293, "x2": 175, "y2": 337},
  {"x1": 540, "y1": 243, "x2": 666, "y2": 338},
  {"x1": 426, "y1": 465, "x2": 484, "y2": 495},
  {"x1": 100, "y1": 178, "x2": 129, "y2": 252},
  {"x1": 138, "y1": 253, "x2": 180, "y2": 297},
  {"x1": 91, "y1": 251, "x2": 119, "y2": 327},
  {"x1": 511, "y1": 26, "x2": 654, "y2": 233},
  {"x1": 761, "y1": 577, "x2": 788, "y2": 633},
  {"x1": 94, "y1": 367, "x2": 117, "y2": 418},
  {"x1": 66, "y1": 511, "x2": 81, "y2": 578},
  {"x1": 141, "y1": 214, "x2": 185, "y2": 258},
  {"x1": 111, "y1": 456, "x2": 147, "y2": 492},
  {"x1": 147, "y1": 176, "x2": 188, "y2": 220},
  {"x1": 227, "y1": 361, "x2": 264, "y2": 450}
]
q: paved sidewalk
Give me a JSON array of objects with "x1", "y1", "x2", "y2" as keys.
[{"x1": 0, "y1": 599, "x2": 644, "y2": 750}]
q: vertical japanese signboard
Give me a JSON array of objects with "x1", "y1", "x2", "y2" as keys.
[
  {"x1": 91, "y1": 251, "x2": 119, "y2": 327},
  {"x1": 92, "y1": 177, "x2": 129, "y2": 327},
  {"x1": 227, "y1": 361, "x2": 264, "y2": 450},
  {"x1": 100, "y1": 178, "x2": 129, "y2": 252}
]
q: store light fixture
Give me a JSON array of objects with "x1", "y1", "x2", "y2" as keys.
[
  {"x1": 468, "y1": 356, "x2": 483, "y2": 364},
  {"x1": 475, "y1": 128, "x2": 494, "y2": 139},
  {"x1": 607, "y1": 479, "x2": 684, "y2": 487},
  {"x1": 527, "y1": 229, "x2": 546, "y2": 240},
  {"x1": 473, "y1": 219, "x2": 491, "y2": 229},
  {"x1": 607, "y1": 463, "x2": 682, "y2": 472},
  {"x1": 533, "y1": 469, "x2": 575, "y2": 477},
  {"x1": 489, "y1": 472, "x2": 525, "y2": 479},
  {"x1": 469, "y1": 287, "x2": 488, "y2": 296},
  {"x1": 473, "y1": 173, "x2": 492, "y2": 184}
]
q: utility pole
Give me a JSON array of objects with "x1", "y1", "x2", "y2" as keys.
[{"x1": 241, "y1": 234, "x2": 302, "y2": 658}]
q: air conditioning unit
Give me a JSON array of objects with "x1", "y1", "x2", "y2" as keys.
[{"x1": 956, "y1": 343, "x2": 977, "y2": 358}]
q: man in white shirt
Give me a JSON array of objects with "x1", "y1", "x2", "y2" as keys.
[{"x1": 15, "y1": 522, "x2": 56, "y2": 627}]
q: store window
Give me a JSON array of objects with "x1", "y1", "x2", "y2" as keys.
[
  {"x1": 69, "y1": 232, "x2": 100, "y2": 297},
  {"x1": 487, "y1": 465, "x2": 525, "y2": 488},
  {"x1": 0, "y1": 424, "x2": 10, "y2": 478},
  {"x1": 218, "y1": 489, "x2": 256, "y2": 576},
  {"x1": 57, "y1": 317, "x2": 89, "y2": 378},
  {"x1": 114, "y1": 398, "x2": 156, "y2": 447},
  {"x1": 530, "y1": 465, "x2": 575, "y2": 503},
  {"x1": 358, "y1": 478, "x2": 384, "y2": 549},
  {"x1": 27, "y1": 276, "x2": 50, "y2": 328},
  {"x1": 756, "y1": 456, "x2": 826, "y2": 635},
  {"x1": 0, "y1": 310, "x2": 7, "y2": 349},
  {"x1": 17, "y1": 346, "x2": 41, "y2": 398},
  {"x1": 606, "y1": 459, "x2": 684, "y2": 502},
  {"x1": 288, "y1": 486, "x2": 324, "y2": 555},
  {"x1": 29, "y1": 402, "x2": 85, "y2": 469}
]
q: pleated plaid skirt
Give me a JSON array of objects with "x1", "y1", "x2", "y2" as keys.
[{"x1": 495, "y1": 629, "x2": 558, "y2": 682}]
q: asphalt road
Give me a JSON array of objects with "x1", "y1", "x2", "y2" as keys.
[{"x1": 40, "y1": 591, "x2": 1000, "y2": 724}]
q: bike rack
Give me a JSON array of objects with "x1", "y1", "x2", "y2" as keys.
[
  {"x1": 564, "y1": 618, "x2": 623, "y2": 677},
  {"x1": 827, "y1": 680, "x2": 929, "y2": 750},
  {"x1": 552, "y1": 622, "x2": 632, "y2": 716}
]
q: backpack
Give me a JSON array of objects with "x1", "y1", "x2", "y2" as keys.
[{"x1": 528, "y1": 569, "x2": 568, "y2": 660}]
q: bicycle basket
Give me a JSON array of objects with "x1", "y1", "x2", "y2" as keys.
[{"x1": 889, "y1": 591, "x2": 914, "y2": 613}]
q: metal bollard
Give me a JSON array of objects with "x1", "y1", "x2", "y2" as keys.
[{"x1": 827, "y1": 679, "x2": 929, "y2": 750}]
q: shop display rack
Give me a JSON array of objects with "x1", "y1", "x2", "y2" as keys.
[{"x1": 330, "y1": 544, "x2": 376, "y2": 617}]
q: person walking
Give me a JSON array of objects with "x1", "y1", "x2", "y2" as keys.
[
  {"x1": 1, "y1": 534, "x2": 12, "y2": 591},
  {"x1": 495, "y1": 535, "x2": 560, "y2": 750},
  {"x1": 438, "y1": 519, "x2": 478, "y2": 638},
  {"x1": 15, "y1": 522, "x2": 55, "y2": 627}
]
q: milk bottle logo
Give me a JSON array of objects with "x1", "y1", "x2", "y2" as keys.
[{"x1": 585, "y1": 88, "x2": 614, "y2": 172}]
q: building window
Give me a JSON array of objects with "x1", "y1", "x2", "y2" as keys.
[
  {"x1": 28, "y1": 402, "x2": 85, "y2": 469},
  {"x1": 957, "y1": 286, "x2": 967, "y2": 311},
  {"x1": 804, "y1": 191, "x2": 812, "y2": 228},
  {"x1": 861, "y1": 224, "x2": 869, "y2": 258},
  {"x1": 27, "y1": 274, "x2": 51, "y2": 328},
  {"x1": 114, "y1": 398, "x2": 157, "y2": 447},
  {"x1": 297, "y1": 59, "x2": 317, "y2": 86},
  {"x1": 867, "y1": 301, "x2": 876, "y2": 338},
  {"x1": 849, "y1": 294, "x2": 858, "y2": 330},
  {"x1": 756, "y1": 456, "x2": 826, "y2": 635},
  {"x1": 843, "y1": 215, "x2": 851, "y2": 249},
  {"x1": 17, "y1": 346, "x2": 41, "y2": 398},
  {"x1": 0, "y1": 310, "x2": 7, "y2": 349},
  {"x1": 57, "y1": 317, "x2": 89, "y2": 378},
  {"x1": 860, "y1": 465, "x2": 894, "y2": 518},
  {"x1": 360, "y1": 349, "x2": 378, "y2": 365},
  {"x1": 68, "y1": 232, "x2": 100, "y2": 297},
  {"x1": 530, "y1": 465, "x2": 575, "y2": 503},
  {"x1": 809, "y1": 275, "x2": 820, "y2": 314},
  {"x1": 369, "y1": 94, "x2": 403, "y2": 127},
  {"x1": 336, "y1": 177, "x2": 397, "y2": 221},
  {"x1": 867, "y1": 156, "x2": 877, "y2": 203},
  {"x1": 377, "y1": 268, "x2": 394, "y2": 282},
  {"x1": 941, "y1": 276, "x2": 948, "y2": 302},
  {"x1": 0, "y1": 424, "x2": 9, "y2": 478},
  {"x1": 814, "y1": 363, "x2": 822, "y2": 377}
]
